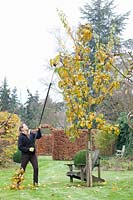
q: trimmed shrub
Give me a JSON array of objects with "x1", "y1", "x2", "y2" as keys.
[
  {"x1": 74, "y1": 149, "x2": 86, "y2": 166},
  {"x1": 13, "y1": 149, "x2": 21, "y2": 163}
]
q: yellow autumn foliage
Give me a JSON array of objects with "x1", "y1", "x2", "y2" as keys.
[
  {"x1": 10, "y1": 168, "x2": 25, "y2": 190},
  {"x1": 0, "y1": 111, "x2": 21, "y2": 166},
  {"x1": 50, "y1": 11, "x2": 120, "y2": 138}
]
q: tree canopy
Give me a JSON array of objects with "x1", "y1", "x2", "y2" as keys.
[{"x1": 50, "y1": 11, "x2": 120, "y2": 138}]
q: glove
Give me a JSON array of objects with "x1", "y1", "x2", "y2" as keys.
[{"x1": 29, "y1": 147, "x2": 34, "y2": 152}]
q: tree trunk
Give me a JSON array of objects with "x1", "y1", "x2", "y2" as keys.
[{"x1": 86, "y1": 129, "x2": 92, "y2": 187}]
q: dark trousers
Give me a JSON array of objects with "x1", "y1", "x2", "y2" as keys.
[{"x1": 21, "y1": 153, "x2": 38, "y2": 184}]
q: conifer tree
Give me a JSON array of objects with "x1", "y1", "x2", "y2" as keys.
[
  {"x1": 80, "y1": 0, "x2": 130, "y2": 51},
  {"x1": 0, "y1": 78, "x2": 11, "y2": 111},
  {"x1": 24, "y1": 90, "x2": 40, "y2": 128},
  {"x1": 10, "y1": 87, "x2": 20, "y2": 113}
]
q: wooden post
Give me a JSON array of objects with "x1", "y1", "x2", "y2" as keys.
[
  {"x1": 86, "y1": 129, "x2": 93, "y2": 187},
  {"x1": 80, "y1": 165, "x2": 85, "y2": 181},
  {"x1": 98, "y1": 159, "x2": 101, "y2": 179}
]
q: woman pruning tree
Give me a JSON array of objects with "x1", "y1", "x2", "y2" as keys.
[{"x1": 18, "y1": 123, "x2": 42, "y2": 186}]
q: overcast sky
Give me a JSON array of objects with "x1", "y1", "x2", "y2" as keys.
[{"x1": 0, "y1": 0, "x2": 132, "y2": 103}]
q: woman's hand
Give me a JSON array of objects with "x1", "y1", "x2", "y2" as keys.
[{"x1": 29, "y1": 147, "x2": 34, "y2": 152}]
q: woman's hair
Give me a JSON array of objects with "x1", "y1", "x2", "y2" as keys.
[
  {"x1": 19, "y1": 124, "x2": 24, "y2": 132},
  {"x1": 19, "y1": 123, "x2": 25, "y2": 131}
]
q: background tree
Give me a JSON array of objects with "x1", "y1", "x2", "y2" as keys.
[
  {"x1": 97, "y1": 48, "x2": 133, "y2": 121},
  {"x1": 55, "y1": 101, "x2": 66, "y2": 128},
  {"x1": 80, "y1": 0, "x2": 132, "y2": 122},
  {"x1": 80, "y1": 0, "x2": 130, "y2": 52},
  {"x1": 122, "y1": 39, "x2": 133, "y2": 51},
  {"x1": 0, "y1": 78, "x2": 11, "y2": 111},
  {"x1": 18, "y1": 104, "x2": 27, "y2": 124},
  {"x1": 24, "y1": 90, "x2": 41, "y2": 129},
  {"x1": 0, "y1": 78, "x2": 21, "y2": 114},
  {"x1": 116, "y1": 112, "x2": 133, "y2": 156},
  {"x1": 9, "y1": 87, "x2": 20, "y2": 114},
  {"x1": 41, "y1": 97, "x2": 66, "y2": 129}
]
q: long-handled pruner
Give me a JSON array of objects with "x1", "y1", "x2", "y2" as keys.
[{"x1": 38, "y1": 70, "x2": 55, "y2": 126}]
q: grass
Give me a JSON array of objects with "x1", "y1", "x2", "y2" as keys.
[{"x1": 0, "y1": 156, "x2": 133, "y2": 200}]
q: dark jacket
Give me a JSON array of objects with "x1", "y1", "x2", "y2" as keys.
[{"x1": 18, "y1": 128, "x2": 42, "y2": 154}]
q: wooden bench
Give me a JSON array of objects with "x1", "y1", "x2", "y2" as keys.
[{"x1": 66, "y1": 150, "x2": 105, "y2": 183}]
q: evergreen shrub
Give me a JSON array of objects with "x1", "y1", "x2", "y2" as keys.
[
  {"x1": 74, "y1": 150, "x2": 86, "y2": 166},
  {"x1": 13, "y1": 149, "x2": 21, "y2": 163}
]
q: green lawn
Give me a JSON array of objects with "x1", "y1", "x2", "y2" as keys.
[{"x1": 0, "y1": 156, "x2": 132, "y2": 200}]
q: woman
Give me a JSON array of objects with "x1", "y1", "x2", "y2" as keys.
[{"x1": 18, "y1": 123, "x2": 42, "y2": 186}]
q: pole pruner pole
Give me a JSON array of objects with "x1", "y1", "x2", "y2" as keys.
[{"x1": 38, "y1": 70, "x2": 55, "y2": 126}]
